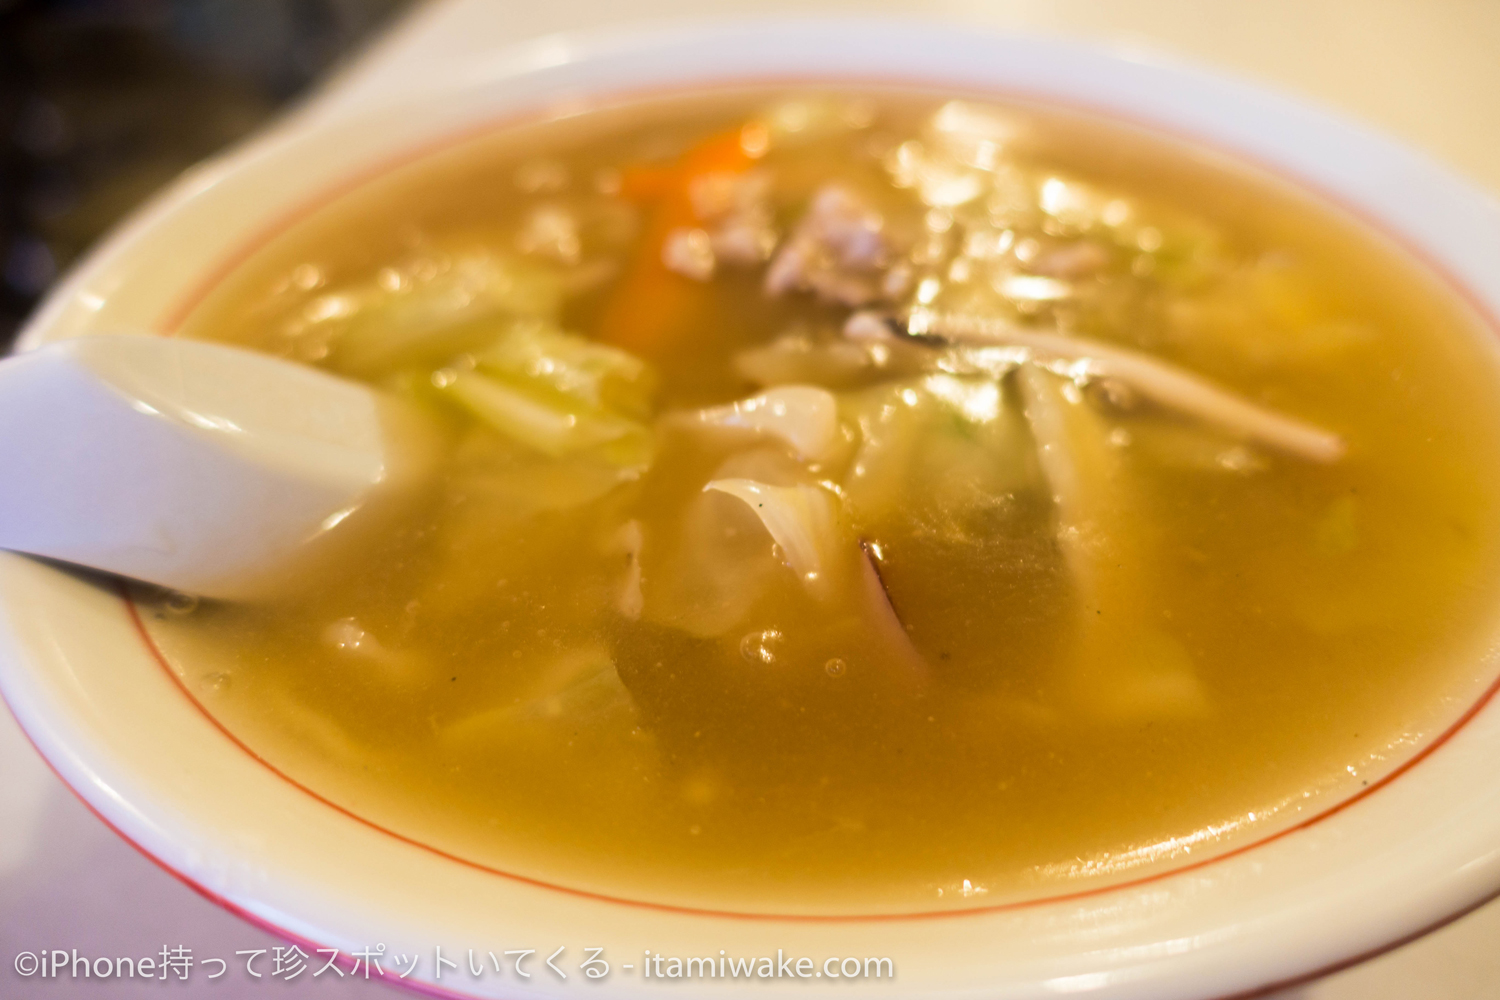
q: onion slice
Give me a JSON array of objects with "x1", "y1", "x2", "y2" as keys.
[
  {"x1": 703, "y1": 478, "x2": 843, "y2": 599},
  {"x1": 683, "y1": 385, "x2": 842, "y2": 463},
  {"x1": 858, "y1": 539, "x2": 929, "y2": 684}
]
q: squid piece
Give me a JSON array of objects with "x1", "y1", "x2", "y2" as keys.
[
  {"x1": 1017, "y1": 365, "x2": 1209, "y2": 721},
  {"x1": 892, "y1": 309, "x2": 1346, "y2": 463},
  {"x1": 677, "y1": 385, "x2": 843, "y2": 464}
]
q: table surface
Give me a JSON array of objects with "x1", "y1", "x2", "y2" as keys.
[{"x1": 5, "y1": 1, "x2": 1500, "y2": 996}]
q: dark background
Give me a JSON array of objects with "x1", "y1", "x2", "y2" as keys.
[{"x1": 0, "y1": 0, "x2": 416, "y2": 350}]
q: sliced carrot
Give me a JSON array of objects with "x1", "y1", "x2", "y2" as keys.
[
  {"x1": 679, "y1": 127, "x2": 761, "y2": 177},
  {"x1": 597, "y1": 125, "x2": 762, "y2": 357},
  {"x1": 616, "y1": 165, "x2": 677, "y2": 202}
]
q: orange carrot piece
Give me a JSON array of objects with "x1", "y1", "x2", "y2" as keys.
[
  {"x1": 616, "y1": 165, "x2": 678, "y2": 202},
  {"x1": 597, "y1": 125, "x2": 762, "y2": 356}
]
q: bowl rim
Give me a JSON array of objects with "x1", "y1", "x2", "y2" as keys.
[{"x1": 8, "y1": 15, "x2": 1500, "y2": 1000}]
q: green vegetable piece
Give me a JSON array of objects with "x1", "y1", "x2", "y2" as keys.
[
  {"x1": 476, "y1": 320, "x2": 657, "y2": 418},
  {"x1": 440, "y1": 370, "x2": 653, "y2": 470},
  {"x1": 326, "y1": 253, "x2": 564, "y2": 377}
]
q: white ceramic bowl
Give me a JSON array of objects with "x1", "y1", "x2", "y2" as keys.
[{"x1": 6, "y1": 18, "x2": 1500, "y2": 1000}]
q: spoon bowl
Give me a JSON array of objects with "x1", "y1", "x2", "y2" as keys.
[{"x1": 0, "y1": 334, "x2": 439, "y2": 599}]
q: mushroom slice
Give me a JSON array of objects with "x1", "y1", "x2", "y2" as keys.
[{"x1": 908, "y1": 310, "x2": 1345, "y2": 463}]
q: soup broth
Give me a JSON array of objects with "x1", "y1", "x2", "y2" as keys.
[{"x1": 149, "y1": 89, "x2": 1500, "y2": 912}]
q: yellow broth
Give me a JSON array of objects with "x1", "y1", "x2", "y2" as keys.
[{"x1": 147, "y1": 89, "x2": 1500, "y2": 912}]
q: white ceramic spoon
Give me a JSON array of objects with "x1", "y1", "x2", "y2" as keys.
[{"x1": 0, "y1": 334, "x2": 441, "y2": 600}]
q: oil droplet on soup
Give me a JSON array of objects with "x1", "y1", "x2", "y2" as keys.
[{"x1": 148, "y1": 90, "x2": 1500, "y2": 913}]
